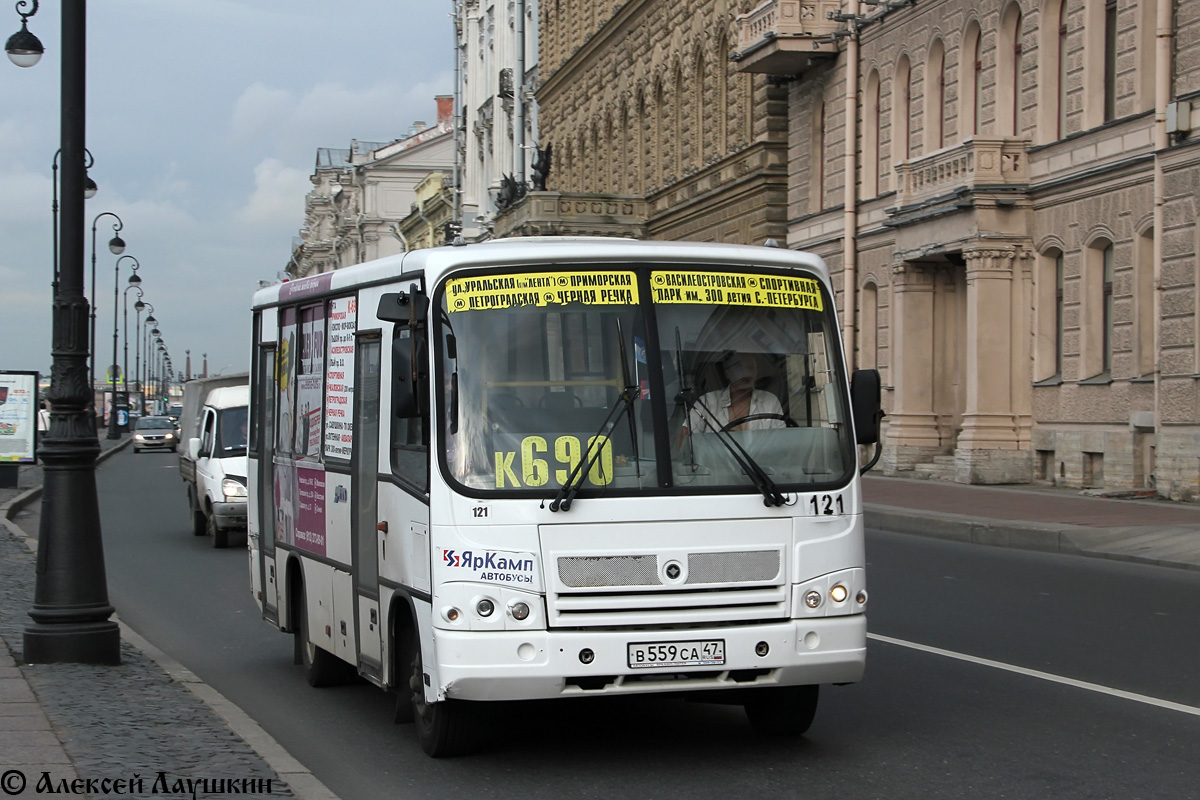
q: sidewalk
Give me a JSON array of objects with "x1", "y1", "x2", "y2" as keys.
[
  {"x1": 864, "y1": 474, "x2": 1200, "y2": 571},
  {"x1": 0, "y1": 438, "x2": 334, "y2": 800}
]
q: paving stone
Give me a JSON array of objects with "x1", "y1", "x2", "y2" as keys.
[{"x1": 0, "y1": 509, "x2": 294, "y2": 799}]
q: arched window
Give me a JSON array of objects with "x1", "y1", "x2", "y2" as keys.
[
  {"x1": 716, "y1": 33, "x2": 729, "y2": 154},
  {"x1": 861, "y1": 282, "x2": 879, "y2": 371},
  {"x1": 813, "y1": 97, "x2": 826, "y2": 210},
  {"x1": 961, "y1": 23, "x2": 983, "y2": 137},
  {"x1": 926, "y1": 39, "x2": 946, "y2": 150},
  {"x1": 1037, "y1": 0, "x2": 1069, "y2": 142},
  {"x1": 997, "y1": 5, "x2": 1023, "y2": 136},
  {"x1": 1036, "y1": 246, "x2": 1066, "y2": 380},
  {"x1": 1083, "y1": 237, "x2": 1115, "y2": 378},
  {"x1": 1058, "y1": 2, "x2": 1069, "y2": 136},
  {"x1": 894, "y1": 54, "x2": 912, "y2": 164},
  {"x1": 1134, "y1": 228, "x2": 1155, "y2": 377},
  {"x1": 673, "y1": 65, "x2": 684, "y2": 180},
  {"x1": 1102, "y1": 242, "x2": 1114, "y2": 374},
  {"x1": 1103, "y1": 0, "x2": 1117, "y2": 121},
  {"x1": 864, "y1": 69, "x2": 881, "y2": 197}
]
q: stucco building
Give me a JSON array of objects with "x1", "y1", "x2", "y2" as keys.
[
  {"x1": 514, "y1": 0, "x2": 1200, "y2": 500},
  {"x1": 290, "y1": 98, "x2": 454, "y2": 277}
]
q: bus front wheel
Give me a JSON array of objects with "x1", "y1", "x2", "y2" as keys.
[
  {"x1": 410, "y1": 644, "x2": 477, "y2": 757},
  {"x1": 744, "y1": 685, "x2": 819, "y2": 736}
]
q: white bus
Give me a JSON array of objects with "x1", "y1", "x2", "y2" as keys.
[{"x1": 247, "y1": 237, "x2": 883, "y2": 757}]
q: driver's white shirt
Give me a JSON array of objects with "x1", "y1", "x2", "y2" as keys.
[{"x1": 688, "y1": 387, "x2": 785, "y2": 433}]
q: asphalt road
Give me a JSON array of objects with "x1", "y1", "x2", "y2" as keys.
[{"x1": 94, "y1": 448, "x2": 1200, "y2": 799}]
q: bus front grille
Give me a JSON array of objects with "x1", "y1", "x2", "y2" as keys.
[{"x1": 547, "y1": 584, "x2": 789, "y2": 628}]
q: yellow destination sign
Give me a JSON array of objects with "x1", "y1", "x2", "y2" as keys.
[
  {"x1": 650, "y1": 271, "x2": 823, "y2": 311},
  {"x1": 447, "y1": 271, "x2": 638, "y2": 312}
]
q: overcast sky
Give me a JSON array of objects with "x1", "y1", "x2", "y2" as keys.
[{"x1": 1, "y1": 0, "x2": 452, "y2": 380}]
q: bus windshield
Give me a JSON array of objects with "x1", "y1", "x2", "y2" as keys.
[{"x1": 436, "y1": 265, "x2": 854, "y2": 498}]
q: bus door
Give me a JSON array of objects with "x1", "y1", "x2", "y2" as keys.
[
  {"x1": 353, "y1": 334, "x2": 383, "y2": 674},
  {"x1": 257, "y1": 343, "x2": 279, "y2": 623}
]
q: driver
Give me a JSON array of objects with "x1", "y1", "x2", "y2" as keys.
[{"x1": 685, "y1": 351, "x2": 785, "y2": 434}]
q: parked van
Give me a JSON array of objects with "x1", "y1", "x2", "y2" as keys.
[{"x1": 179, "y1": 376, "x2": 249, "y2": 548}]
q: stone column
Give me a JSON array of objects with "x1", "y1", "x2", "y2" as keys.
[
  {"x1": 956, "y1": 247, "x2": 1031, "y2": 483},
  {"x1": 883, "y1": 261, "x2": 942, "y2": 473}
]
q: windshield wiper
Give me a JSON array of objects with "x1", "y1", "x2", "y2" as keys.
[
  {"x1": 549, "y1": 319, "x2": 638, "y2": 513},
  {"x1": 677, "y1": 385, "x2": 787, "y2": 508}
]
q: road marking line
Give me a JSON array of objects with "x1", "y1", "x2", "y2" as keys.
[{"x1": 868, "y1": 632, "x2": 1200, "y2": 718}]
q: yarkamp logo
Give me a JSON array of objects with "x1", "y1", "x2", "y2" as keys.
[
  {"x1": 333, "y1": 484, "x2": 348, "y2": 503},
  {"x1": 442, "y1": 549, "x2": 535, "y2": 583}
]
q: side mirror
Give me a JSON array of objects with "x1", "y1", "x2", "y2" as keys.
[
  {"x1": 188, "y1": 438, "x2": 201, "y2": 461},
  {"x1": 850, "y1": 369, "x2": 883, "y2": 445}
]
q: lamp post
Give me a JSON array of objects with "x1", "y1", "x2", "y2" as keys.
[
  {"x1": 152, "y1": 337, "x2": 163, "y2": 414},
  {"x1": 89, "y1": 212, "x2": 125, "y2": 390},
  {"x1": 145, "y1": 321, "x2": 158, "y2": 400},
  {"x1": 21, "y1": 0, "x2": 121, "y2": 665},
  {"x1": 133, "y1": 301, "x2": 150, "y2": 412},
  {"x1": 51, "y1": 147, "x2": 97, "y2": 296},
  {"x1": 123, "y1": 282, "x2": 142, "y2": 393},
  {"x1": 107, "y1": 255, "x2": 137, "y2": 439}
]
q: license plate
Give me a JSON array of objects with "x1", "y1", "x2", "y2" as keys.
[{"x1": 627, "y1": 639, "x2": 725, "y2": 669}]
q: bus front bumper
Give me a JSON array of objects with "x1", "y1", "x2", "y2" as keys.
[{"x1": 432, "y1": 615, "x2": 866, "y2": 702}]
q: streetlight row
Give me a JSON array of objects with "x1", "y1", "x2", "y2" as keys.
[{"x1": 10, "y1": 0, "x2": 123, "y2": 665}]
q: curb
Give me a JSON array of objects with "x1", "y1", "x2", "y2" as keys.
[
  {"x1": 3, "y1": 441, "x2": 341, "y2": 800},
  {"x1": 864, "y1": 504, "x2": 1200, "y2": 572}
]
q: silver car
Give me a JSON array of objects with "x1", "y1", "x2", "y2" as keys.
[{"x1": 133, "y1": 415, "x2": 179, "y2": 453}]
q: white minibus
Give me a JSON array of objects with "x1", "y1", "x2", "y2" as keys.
[{"x1": 247, "y1": 237, "x2": 882, "y2": 757}]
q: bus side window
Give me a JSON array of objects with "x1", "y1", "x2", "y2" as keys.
[{"x1": 391, "y1": 327, "x2": 429, "y2": 493}]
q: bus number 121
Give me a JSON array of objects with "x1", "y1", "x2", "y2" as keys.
[{"x1": 810, "y1": 493, "x2": 844, "y2": 516}]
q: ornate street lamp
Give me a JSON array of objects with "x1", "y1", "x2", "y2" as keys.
[
  {"x1": 106, "y1": 254, "x2": 138, "y2": 439},
  {"x1": 133, "y1": 300, "x2": 151, "y2": 403},
  {"x1": 5, "y1": 0, "x2": 42, "y2": 67},
  {"x1": 89, "y1": 211, "x2": 125, "y2": 390},
  {"x1": 23, "y1": 0, "x2": 121, "y2": 665},
  {"x1": 123, "y1": 280, "x2": 142, "y2": 393},
  {"x1": 51, "y1": 147, "x2": 97, "y2": 296}
]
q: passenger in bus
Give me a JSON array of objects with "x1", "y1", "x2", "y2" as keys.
[{"x1": 683, "y1": 351, "x2": 785, "y2": 435}]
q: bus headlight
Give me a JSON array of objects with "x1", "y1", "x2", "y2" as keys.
[
  {"x1": 222, "y1": 478, "x2": 247, "y2": 500},
  {"x1": 829, "y1": 584, "x2": 849, "y2": 603},
  {"x1": 476, "y1": 599, "x2": 495, "y2": 617},
  {"x1": 804, "y1": 590, "x2": 822, "y2": 609},
  {"x1": 509, "y1": 601, "x2": 530, "y2": 621}
]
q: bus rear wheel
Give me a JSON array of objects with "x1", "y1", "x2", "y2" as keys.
[
  {"x1": 744, "y1": 685, "x2": 819, "y2": 737},
  {"x1": 294, "y1": 582, "x2": 348, "y2": 688},
  {"x1": 410, "y1": 645, "x2": 477, "y2": 757}
]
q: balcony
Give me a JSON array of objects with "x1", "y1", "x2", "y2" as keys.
[
  {"x1": 893, "y1": 137, "x2": 1030, "y2": 209},
  {"x1": 731, "y1": 0, "x2": 842, "y2": 75},
  {"x1": 492, "y1": 191, "x2": 648, "y2": 240}
]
